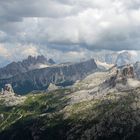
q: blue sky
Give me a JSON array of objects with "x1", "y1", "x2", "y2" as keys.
[{"x1": 0, "y1": 0, "x2": 140, "y2": 66}]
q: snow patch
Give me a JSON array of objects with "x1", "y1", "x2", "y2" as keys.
[
  {"x1": 96, "y1": 60, "x2": 114, "y2": 69},
  {"x1": 29, "y1": 63, "x2": 50, "y2": 70}
]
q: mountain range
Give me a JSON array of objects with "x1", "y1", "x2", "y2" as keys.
[
  {"x1": 104, "y1": 51, "x2": 136, "y2": 66},
  {"x1": 0, "y1": 51, "x2": 136, "y2": 94},
  {"x1": 1, "y1": 61, "x2": 140, "y2": 139},
  {"x1": 0, "y1": 56, "x2": 97, "y2": 94}
]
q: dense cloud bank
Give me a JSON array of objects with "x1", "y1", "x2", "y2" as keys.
[{"x1": 0, "y1": 0, "x2": 140, "y2": 64}]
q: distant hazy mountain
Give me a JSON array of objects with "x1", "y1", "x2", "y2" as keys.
[
  {"x1": 116, "y1": 51, "x2": 134, "y2": 66},
  {"x1": 0, "y1": 55, "x2": 55, "y2": 79},
  {"x1": 0, "y1": 59, "x2": 97, "y2": 94},
  {"x1": 89, "y1": 51, "x2": 137, "y2": 67},
  {"x1": 105, "y1": 52, "x2": 118, "y2": 64}
]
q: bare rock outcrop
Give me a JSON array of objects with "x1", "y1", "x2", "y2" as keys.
[
  {"x1": 1, "y1": 84, "x2": 15, "y2": 95},
  {"x1": 0, "y1": 84, "x2": 26, "y2": 106},
  {"x1": 103, "y1": 65, "x2": 139, "y2": 91}
]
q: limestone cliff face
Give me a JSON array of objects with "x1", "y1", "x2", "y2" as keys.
[{"x1": 0, "y1": 59, "x2": 97, "y2": 94}]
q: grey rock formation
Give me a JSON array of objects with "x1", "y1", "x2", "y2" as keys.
[
  {"x1": 47, "y1": 83, "x2": 60, "y2": 91},
  {"x1": 134, "y1": 61, "x2": 140, "y2": 80},
  {"x1": 0, "y1": 59, "x2": 97, "y2": 94},
  {"x1": 102, "y1": 64, "x2": 140, "y2": 92},
  {"x1": 48, "y1": 59, "x2": 55, "y2": 64},
  {"x1": 0, "y1": 55, "x2": 55, "y2": 79},
  {"x1": 1, "y1": 84, "x2": 15, "y2": 95}
]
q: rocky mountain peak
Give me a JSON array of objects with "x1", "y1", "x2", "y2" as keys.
[
  {"x1": 36, "y1": 55, "x2": 47, "y2": 63},
  {"x1": 0, "y1": 55, "x2": 55, "y2": 79},
  {"x1": 104, "y1": 65, "x2": 138, "y2": 90},
  {"x1": 116, "y1": 51, "x2": 134, "y2": 67},
  {"x1": 117, "y1": 65, "x2": 135, "y2": 79},
  {"x1": 48, "y1": 58, "x2": 55, "y2": 64},
  {"x1": 24, "y1": 55, "x2": 48, "y2": 65}
]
